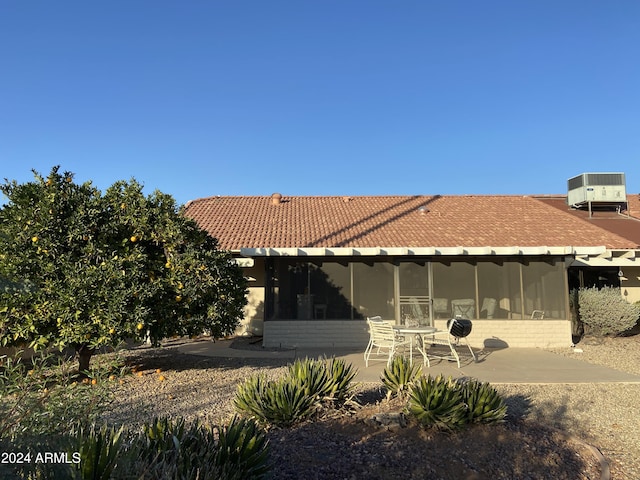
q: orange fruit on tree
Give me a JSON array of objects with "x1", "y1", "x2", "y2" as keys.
[
  {"x1": 130, "y1": 235, "x2": 138, "y2": 243},
  {"x1": 136, "y1": 323, "x2": 144, "y2": 331},
  {"x1": 31, "y1": 236, "x2": 38, "y2": 243}
]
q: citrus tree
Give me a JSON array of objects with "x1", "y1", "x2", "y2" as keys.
[{"x1": 0, "y1": 167, "x2": 247, "y2": 371}]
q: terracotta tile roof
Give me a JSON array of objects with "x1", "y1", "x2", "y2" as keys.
[
  {"x1": 627, "y1": 193, "x2": 640, "y2": 220},
  {"x1": 533, "y1": 195, "x2": 640, "y2": 248},
  {"x1": 184, "y1": 194, "x2": 640, "y2": 251}
]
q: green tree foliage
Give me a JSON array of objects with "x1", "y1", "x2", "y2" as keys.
[{"x1": 0, "y1": 167, "x2": 247, "y2": 370}]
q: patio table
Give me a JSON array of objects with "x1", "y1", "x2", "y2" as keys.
[{"x1": 393, "y1": 325, "x2": 437, "y2": 366}]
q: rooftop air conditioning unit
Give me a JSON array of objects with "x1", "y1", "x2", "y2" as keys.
[{"x1": 567, "y1": 172, "x2": 626, "y2": 207}]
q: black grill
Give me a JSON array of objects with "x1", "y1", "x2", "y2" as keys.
[{"x1": 447, "y1": 318, "x2": 473, "y2": 338}]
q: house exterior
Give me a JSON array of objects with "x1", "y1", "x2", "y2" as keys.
[{"x1": 184, "y1": 192, "x2": 640, "y2": 350}]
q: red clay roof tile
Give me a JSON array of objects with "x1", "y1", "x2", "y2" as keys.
[{"x1": 184, "y1": 194, "x2": 640, "y2": 251}]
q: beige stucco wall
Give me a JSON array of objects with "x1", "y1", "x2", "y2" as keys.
[
  {"x1": 263, "y1": 318, "x2": 573, "y2": 350},
  {"x1": 619, "y1": 266, "x2": 640, "y2": 305},
  {"x1": 238, "y1": 258, "x2": 265, "y2": 336}
]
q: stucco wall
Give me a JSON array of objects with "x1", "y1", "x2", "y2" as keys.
[
  {"x1": 238, "y1": 259, "x2": 265, "y2": 336},
  {"x1": 620, "y1": 266, "x2": 640, "y2": 305}
]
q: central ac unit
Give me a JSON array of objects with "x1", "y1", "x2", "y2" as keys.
[{"x1": 567, "y1": 172, "x2": 626, "y2": 206}]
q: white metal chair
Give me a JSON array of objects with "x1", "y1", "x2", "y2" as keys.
[
  {"x1": 451, "y1": 298, "x2": 475, "y2": 319},
  {"x1": 364, "y1": 316, "x2": 410, "y2": 367},
  {"x1": 481, "y1": 297, "x2": 497, "y2": 319},
  {"x1": 423, "y1": 317, "x2": 476, "y2": 368},
  {"x1": 433, "y1": 297, "x2": 449, "y2": 318}
]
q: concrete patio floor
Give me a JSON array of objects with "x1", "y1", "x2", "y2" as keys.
[{"x1": 176, "y1": 337, "x2": 640, "y2": 384}]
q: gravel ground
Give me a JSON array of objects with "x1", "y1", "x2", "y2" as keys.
[{"x1": 98, "y1": 334, "x2": 640, "y2": 479}]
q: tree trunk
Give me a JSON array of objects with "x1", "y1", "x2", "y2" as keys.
[{"x1": 77, "y1": 344, "x2": 95, "y2": 373}]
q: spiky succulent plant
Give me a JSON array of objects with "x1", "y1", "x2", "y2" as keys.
[
  {"x1": 407, "y1": 375, "x2": 466, "y2": 431},
  {"x1": 459, "y1": 379, "x2": 507, "y2": 425},
  {"x1": 381, "y1": 356, "x2": 422, "y2": 399}
]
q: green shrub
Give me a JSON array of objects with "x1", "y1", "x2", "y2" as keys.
[
  {"x1": 0, "y1": 351, "x2": 111, "y2": 441},
  {"x1": 236, "y1": 375, "x2": 316, "y2": 428},
  {"x1": 130, "y1": 416, "x2": 269, "y2": 480},
  {"x1": 234, "y1": 357, "x2": 359, "y2": 428},
  {"x1": 578, "y1": 286, "x2": 640, "y2": 335},
  {"x1": 287, "y1": 357, "x2": 357, "y2": 406},
  {"x1": 324, "y1": 357, "x2": 358, "y2": 405},
  {"x1": 407, "y1": 375, "x2": 466, "y2": 431},
  {"x1": 288, "y1": 358, "x2": 333, "y2": 400},
  {"x1": 73, "y1": 423, "x2": 124, "y2": 480},
  {"x1": 459, "y1": 379, "x2": 507, "y2": 425},
  {"x1": 138, "y1": 416, "x2": 187, "y2": 463},
  {"x1": 381, "y1": 356, "x2": 421, "y2": 400},
  {"x1": 214, "y1": 416, "x2": 270, "y2": 480}
]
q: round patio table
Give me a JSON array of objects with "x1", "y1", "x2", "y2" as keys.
[{"x1": 392, "y1": 325, "x2": 437, "y2": 366}]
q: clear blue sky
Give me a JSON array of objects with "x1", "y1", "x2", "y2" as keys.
[{"x1": 1, "y1": 1, "x2": 639, "y2": 206}]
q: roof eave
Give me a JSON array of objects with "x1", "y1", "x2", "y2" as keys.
[{"x1": 239, "y1": 246, "x2": 608, "y2": 257}]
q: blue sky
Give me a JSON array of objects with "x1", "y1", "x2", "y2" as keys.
[{"x1": 1, "y1": 1, "x2": 639, "y2": 206}]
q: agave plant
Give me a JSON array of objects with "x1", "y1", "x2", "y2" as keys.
[
  {"x1": 325, "y1": 357, "x2": 358, "y2": 405},
  {"x1": 213, "y1": 416, "x2": 270, "y2": 480},
  {"x1": 138, "y1": 416, "x2": 187, "y2": 462},
  {"x1": 234, "y1": 375, "x2": 316, "y2": 428},
  {"x1": 72, "y1": 423, "x2": 124, "y2": 480},
  {"x1": 407, "y1": 375, "x2": 466, "y2": 431},
  {"x1": 288, "y1": 358, "x2": 332, "y2": 400},
  {"x1": 261, "y1": 377, "x2": 317, "y2": 428},
  {"x1": 234, "y1": 375, "x2": 268, "y2": 421},
  {"x1": 381, "y1": 356, "x2": 422, "y2": 400},
  {"x1": 459, "y1": 379, "x2": 507, "y2": 425}
]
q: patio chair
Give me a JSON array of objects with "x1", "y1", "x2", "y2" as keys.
[
  {"x1": 407, "y1": 297, "x2": 427, "y2": 326},
  {"x1": 451, "y1": 298, "x2": 475, "y2": 319},
  {"x1": 481, "y1": 297, "x2": 497, "y2": 319},
  {"x1": 423, "y1": 317, "x2": 476, "y2": 368},
  {"x1": 364, "y1": 316, "x2": 411, "y2": 367},
  {"x1": 433, "y1": 298, "x2": 449, "y2": 318}
]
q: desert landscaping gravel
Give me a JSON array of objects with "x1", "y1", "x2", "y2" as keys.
[{"x1": 99, "y1": 334, "x2": 640, "y2": 479}]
